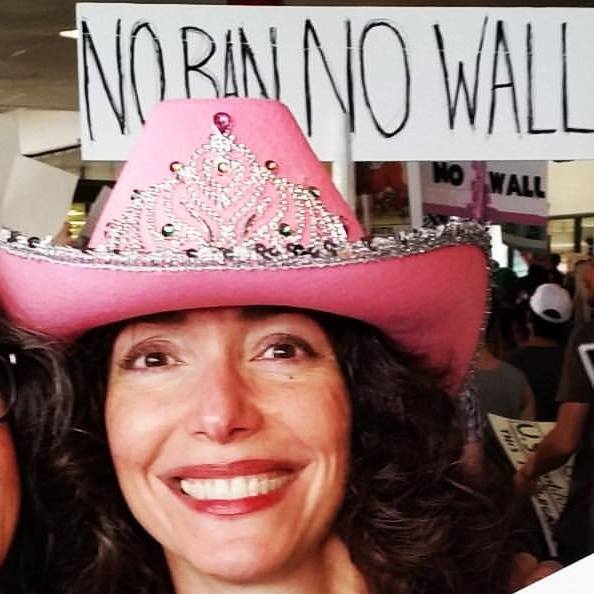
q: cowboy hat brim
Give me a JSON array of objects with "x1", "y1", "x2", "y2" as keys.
[{"x1": 0, "y1": 238, "x2": 487, "y2": 394}]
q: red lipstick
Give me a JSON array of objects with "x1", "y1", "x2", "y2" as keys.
[
  {"x1": 161, "y1": 458, "x2": 303, "y2": 517},
  {"x1": 166, "y1": 458, "x2": 300, "y2": 479}
]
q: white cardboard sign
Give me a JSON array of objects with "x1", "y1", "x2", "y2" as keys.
[
  {"x1": 488, "y1": 414, "x2": 574, "y2": 558},
  {"x1": 1, "y1": 155, "x2": 79, "y2": 238},
  {"x1": 78, "y1": 4, "x2": 594, "y2": 161},
  {"x1": 0, "y1": 112, "x2": 79, "y2": 237},
  {"x1": 421, "y1": 161, "x2": 548, "y2": 224},
  {"x1": 485, "y1": 161, "x2": 548, "y2": 223}
]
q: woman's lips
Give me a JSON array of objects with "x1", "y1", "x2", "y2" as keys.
[
  {"x1": 161, "y1": 459, "x2": 303, "y2": 516},
  {"x1": 166, "y1": 458, "x2": 300, "y2": 479}
]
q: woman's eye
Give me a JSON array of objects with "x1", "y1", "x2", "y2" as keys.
[
  {"x1": 123, "y1": 351, "x2": 177, "y2": 370},
  {"x1": 257, "y1": 336, "x2": 316, "y2": 361},
  {"x1": 262, "y1": 343, "x2": 298, "y2": 359},
  {"x1": 142, "y1": 352, "x2": 171, "y2": 367}
]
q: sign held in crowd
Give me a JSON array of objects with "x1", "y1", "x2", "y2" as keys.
[
  {"x1": 488, "y1": 414, "x2": 574, "y2": 558},
  {"x1": 78, "y1": 4, "x2": 594, "y2": 161},
  {"x1": 420, "y1": 161, "x2": 549, "y2": 225}
]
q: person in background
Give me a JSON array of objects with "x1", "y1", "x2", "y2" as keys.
[
  {"x1": 0, "y1": 344, "x2": 18, "y2": 575},
  {"x1": 548, "y1": 254, "x2": 565, "y2": 286},
  {"x1": 0, "y1": 316, "x2": 71, "y2": 594},
  {"x1": 475, "y1": 309, "x2": 535, "y2": 423},
  {"x1": 572, "y1": 259, "x2": 594, "y2": 327},
  {"x1": 515, "y1": 266, "x2": 594, "y2": 565},
  {"x1": 491, "y1": 268, "x2": 530, "y2": 358},
  {"x1": 508, "y1": 284, "x2": 572, "y2": 421},
  {"x1": 517, "y1": 258, "x2": 550, "y2": 303},
  {"x1": 492, "y1": 266, "x2": 519, "y2": 310}
]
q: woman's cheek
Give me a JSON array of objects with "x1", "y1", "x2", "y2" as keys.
[
  {"x1": 105, "y1": 383, "x2": 166, "y2": 464},
  {"x1": 280, "y1": 375, "x2": 350, "y2": 453}
]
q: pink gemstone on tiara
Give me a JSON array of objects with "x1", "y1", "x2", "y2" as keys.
[{"x1": 213, "y1": 112, "x2": 232, "y2": 134}]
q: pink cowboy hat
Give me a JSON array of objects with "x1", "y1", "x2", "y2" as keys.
[{"x1": 0, "y1": 99, "x2": 488, "y2": 393}]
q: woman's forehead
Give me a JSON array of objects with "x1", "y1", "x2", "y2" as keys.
[{"x1": 119, "y1": 306, "x2": 316, "y2": 332}]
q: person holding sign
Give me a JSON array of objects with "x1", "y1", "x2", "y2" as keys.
[
  {"x1": 0, "y1": 99, "x2": 553, "y2": 594},
  {"x1": 516, "y1": 261, "x2": 594, "y2": 566}
]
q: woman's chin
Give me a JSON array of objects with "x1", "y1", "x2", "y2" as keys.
[
  {"x1": 211, "y1": 552, "x2": 283, "y2": 584},
  {"x1": 169, "y1": 540, "x2": 293, "y2": 586}
]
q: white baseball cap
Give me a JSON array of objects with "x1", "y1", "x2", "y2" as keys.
[{"x1": 529, "y1": 283, "x2": 573, "y2": 323}]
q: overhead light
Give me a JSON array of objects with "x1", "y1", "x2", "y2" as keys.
[{"x1": 59, "y1": 29, "x2": 79, "y2": 40}]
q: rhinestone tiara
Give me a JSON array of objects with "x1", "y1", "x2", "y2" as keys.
[
  {"x1": 0, "y1": 110, "x2": 491, "y2": 270},
  {"x1": 102, "y1": 111, "x2": 349, "y2": 258}
]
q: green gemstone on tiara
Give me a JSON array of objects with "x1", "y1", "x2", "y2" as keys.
[
  {"x1": 161, "y1": 223, "x2": 175, "y2": 237},
  {"x1": 278, "y1": 223, "x2": 292, "y2": 236}
]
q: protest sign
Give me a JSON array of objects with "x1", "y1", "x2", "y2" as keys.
[
  {"x1": 420, "y1": 160, "x2": 548, "y2": 225},
  {"x1": 1, "y1": 156, "x2": 79, "y2": 238},
  {"x1": 485, "y1": 161, "x2": 548, "y2": 224},
  {"x1": 0, "y1": 112, "x2": 79, "y2": 237},
  {"x1": 488, "y1": 414, "x2": 574, "y2": 557},
  {"x1": 420, "y1": 161, "x2": 477, "y2": 218},
  {"x1": 78, "y1": 4, "x2": 594, "y2": 161}
]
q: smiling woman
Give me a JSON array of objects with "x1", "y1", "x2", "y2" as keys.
[
  {"x1": 60, "y1": 302, "x2": 520, "y2": 594},
  {"x1": 0, "y1": 99, "x2": 520, "y2": 594},
  {"x1": 105, "y1": 308, "x2": 350, "y2": 586}
]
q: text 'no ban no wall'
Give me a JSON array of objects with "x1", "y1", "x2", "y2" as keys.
[{"x1": 78, "y1": 4, "x2": 594, "y2": 161}]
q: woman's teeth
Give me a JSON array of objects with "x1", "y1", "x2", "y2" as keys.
[{"x1": 179, "y1": 474, "x2": 291, "y2": 500}]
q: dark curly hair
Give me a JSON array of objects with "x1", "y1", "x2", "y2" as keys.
[
  {"x1": 53, "y1": 308, "x2": 515, "y2": 594},
  {"x1": 0, "y1": 316, "x2": 72, "y2": 594}
]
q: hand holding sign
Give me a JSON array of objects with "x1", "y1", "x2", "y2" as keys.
[
  {"x1": 508, "y1": 553, "x2": 562, "y2": 593},
  {"x1": 514, "y1": 554, "x2": 593, "y2": 593}
]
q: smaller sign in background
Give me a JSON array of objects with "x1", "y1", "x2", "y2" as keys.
[
  {"x1": 0, "y1": 112, "x2": 79, "y2": 237},
  {"x1": 488, "y1": 414, "x2": 574, "y2": 558},
  {"x1": 421, "y1": 160, "x2": 549, "y2": 225}
]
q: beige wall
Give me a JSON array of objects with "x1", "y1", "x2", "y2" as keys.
[{"x1": 548, "y1": 161, "x2": 594, "y2": 217}]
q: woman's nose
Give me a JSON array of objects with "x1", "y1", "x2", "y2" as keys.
[{"x1": 185, "y1": 365, "x2": 263, "y2": 444}]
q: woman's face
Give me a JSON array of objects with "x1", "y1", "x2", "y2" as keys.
[
  {"x1": 0, "y1": 405, "x2": 20, "y2": 565},
  {"x1": 106, "y1": 307, "x2": 350, "y2": 584}
]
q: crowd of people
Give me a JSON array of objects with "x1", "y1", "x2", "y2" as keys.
[
  {"x1": 475, "y1": 254, "x2": 594, "y2": 567},
  {"x1": 0, "y1": 97, "x2": 591, "y2": 594}
]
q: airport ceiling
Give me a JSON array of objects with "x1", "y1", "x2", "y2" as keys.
[{"x1": 2, "y1": 0, "x2": 594, "y2": 113}]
